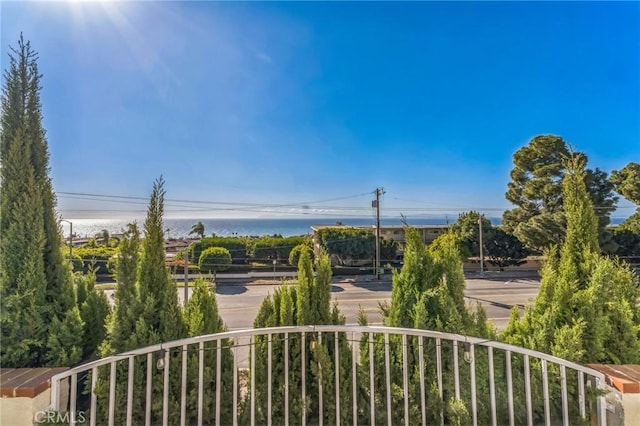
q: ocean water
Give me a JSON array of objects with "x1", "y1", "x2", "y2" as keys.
[
  {"x1": 64, "y1": 215, "x2": 627, "y2": 239},
  {"x1": 65, "y1": 217, "x2": 464, "y2": 239}
]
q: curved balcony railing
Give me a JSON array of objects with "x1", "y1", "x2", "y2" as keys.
[{"x1": 50, "y1": 325, "x2": 607, "y2": 426}]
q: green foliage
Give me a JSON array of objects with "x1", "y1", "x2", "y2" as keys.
[
  {"x1": 611, "y1": 162, "x2": 640, "y2": 205},
  {"x1": 502, "y1": 154, "x2": 640, "y2": 367},
  {"x1": 451, "y1": 211, "x2": 492, "y2": 257},
  {"x1": 46, "y1": 307, "x2": 84, "y2": 366},
  {"x1": 75, "y1": 272, "x2": 110, "y2": 360},
  {"x1": 189, "y1": 221, "x2": 205, "y2": 238},
  {"x1": 198, "y1": 246, "x2": 232, "y2": 274},
  {"x1": 317, "y1": 227, "x2": 375, "y2": 266},
  {"x1": 248, "y1": 250, "x2": 355, "y2": 425},
  {"x1": 380, "y1": 237, "x2": 399, "y2": 263},
  {"x1": 190, "y1": 236, "x2": 247, "y2": 264},
  {"x1": 502, "y1": 135, "x2": 617, "y2": 252},
  {"x1": 0, "y1": 35, "x2": 81, "y2": 367},
  {"x1": 136, "y1": 176, "x2": 185, "y2": 344},
  {"x1": 612, "y1": 226, "x2": 640, "y2": 260},
  {"x1": 73, "y1": 245, "x2": 118, "y2": 275},
  {"x1": 288, "y1": 242, "x2": 313, "y2": 266},
  {"x1": 251, "y1": 235, "x2": 308, "y2": 261},
  {"x1": 359, "y1": 225, "x2": 494, "y2": 425},
  {"x1": 95, "y1": 179, "x2": 204, "y2": 426},
  {"x1": 182, "y1": 279, "x2": 234, "y2": 424},
  {"x1": 485, "y1": 228, "x2": 529, "y2": 269},
  {"x1": 102, "y1": 223, "x2": 141, "y2": 355}
]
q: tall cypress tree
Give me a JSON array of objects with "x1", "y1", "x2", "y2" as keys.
[
  {"x1": 133, "y1": 176, "x2": 185, "y2": 346},
  {"x1": 249, "y1": 250, "x2": 354, "y2": 425},
  {"x1": 502, "y1": 154, "x2": 640, "y2": 365},
  {"x1": 102, "y1": 223, "x2": 142, "y2": 355},
  {"x1": 359, "y1": 227, "x2": 494, "y2": 425},
  {"x1": 0, "y1": 35, "x2": 78, "y2": 367}
]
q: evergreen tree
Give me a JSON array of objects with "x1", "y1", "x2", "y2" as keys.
[
  {"x1": 135, "y1": 176, "x2": 185, "y2": 345},
  {"x1": 502, "y1": 135, "x2": 617, "y2": 252},
  {"x1": 183, "y1": 279, "x2": 234, "y2": 424},
  {"x1": 248, "y1": 250, "x2": 355, "y2": 425},
  {"x1": 359, "y1": 227, "x2": 494, "y2": 425},
  {"x1": 94, "y1": 179, "x2": 188, "y2": 425},
  {"x1": 76, "y1": 271, "x2": 110, "y2": 360},
  {"x1": 501, "y1": 154, "x2": 640, "y2": 422},
  {"x1": 102, "y1": 223, "x2": 141, "y2": 355},
  {"x1": 0, "y1": 35, "x2": 80, "y2": 367}
]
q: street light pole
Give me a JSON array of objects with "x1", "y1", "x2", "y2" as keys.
[{"x1": 60, "y1": 219, "x2": 73, "y2": 261}]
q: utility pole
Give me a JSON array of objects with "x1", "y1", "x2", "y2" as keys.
[
  {"x1": 373, "y1": 188, "x2": 385, "y2": 280},
  {"x1": 478, "y1": 216, "x2": 484, "y2": 274}
]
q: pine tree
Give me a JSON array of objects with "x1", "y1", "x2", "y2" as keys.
[{"x1": 0, "y1": 35, "x2": 80, "y2": 367}]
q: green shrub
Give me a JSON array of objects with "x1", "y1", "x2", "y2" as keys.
[
  {"x1": 190, "y1": 237, "x2": 247, "y2": 264},
  {"x1": 288, "y1": 243, "x2": 313, "y2": 266},
  {"x1": 198, "y1": 247, "x2": 232, "y2": 275},
  {"x1": 251, "y1": 235, "x2": 308, "y2": 261}
]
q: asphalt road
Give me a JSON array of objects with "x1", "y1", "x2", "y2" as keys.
[
  {"x1": 105, "y1": 277, "x2": 540, "y2": 331},
  {"x1": 213, "y1": 278, "x2": 539, "y2": 331}
]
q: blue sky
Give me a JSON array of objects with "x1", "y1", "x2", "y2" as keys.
[{"x1": 2, "y1": 1, "x2": 639, "y2": 219}]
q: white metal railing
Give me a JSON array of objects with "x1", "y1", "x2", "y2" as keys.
[{"x1": 50, "y1": 325, "x2": 607, "y2": 426}]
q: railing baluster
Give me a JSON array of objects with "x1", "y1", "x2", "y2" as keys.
[
  {"x1": 369, "y1": 331, "x2": 375, "y2": 426},
  {"x1": 507, "y1": 350, "x2": 514, "y2": 426},
  {"x1": 436, "y1": 338, "x2": 443, "y2": 403},
  {"x1": 319, "y1": 332, "x2": 323, "y2": 426},
  {"x1": 285, "y1": 332, "x2": 289, "y2": 426},
  {"x1": 163, "y1": 349, "x2": 170, "y2": 426},
  {"x1": 198, "y1": 341, "x2": 204, "y2": 426},
  {"x1": 216, "y1": 339, "x2": 222, "y2": 426},
  {"x1": 335, "y1": 331, "x2": 340, "y2": 426},
  {"x1": 267, "y1": 334, "x2": 272, "y2": 426},
  {"x1": 597, "y1": 377, "x2": 607, "y2": 426},
  {"x1": 127, "y1": 356, "x2": 134, "y2": 426},
  {"x1": 181, "y1": 346, "x2": 187, "y2": 426},
  {"x1": 578, "y1": 371, "x2": 586, "y2": 420},
  {"x1": 542, "y1": 359, "x2": 550, "y2": 426},
  {"x1": 524, "y1": 354, "x2": 533, "y2": 426},
  {"x1": 560, "y1": 365, "x2": 568, "y2": 425},
  {"x1": 470, "y1": 344, "x2": 477, "y2": 426},
  {"x1": 384, "y1": 333, "x2": 391, "y2": 426},
  {"x1": 302, "y1": 331, "x2": 306, "y2": 426},
  {"x1": 251, "y1": 335, "x2": 256, "y2": 426},
  {"x1": 453, "y1": 340, "x2": 460, "y2": 399},
  {"x1": 42, "y1": 324, "x2": 617, "y2": 426},
  {"x1": 233, "y1": 341, "x2": 238, "y2": 426},
  {"x1": 90, "y1": 367, "x2": 97, "y2": 426},
  {"x1": 488, "y1": 347, "x2": 497, "y2": 426},
  {"x1": 109, "y1": 361, "x2": 116, "y2": 426},
  {"x1": 146, "y1": 353, "x2": 152, "y2": 426},
  {"x1": 352, "y1": 331, "x2": 357, "y2": 426},
  {"x1": 418, "y1": 336, "x2": 426, "y2": 426},
  {"x1": 402, "y1": 334, "x2": 409, "y2": 426},
  {"x1": 70, "y1": 373, "x2": 77, "y2": 426}
]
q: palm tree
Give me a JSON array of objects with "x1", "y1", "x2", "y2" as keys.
[
  {"x1": 189, "y1": 221, "x2": 205, "y2": 239},
  {"x1": 96, "y1": 229, "x2": 110, "y2": 246}
]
